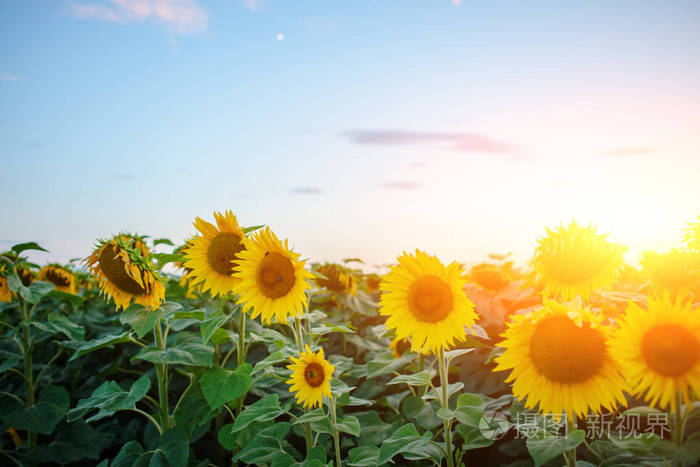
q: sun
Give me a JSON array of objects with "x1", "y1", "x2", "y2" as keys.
[
  {"x1": 494, "y1": 298, "x2": 628, "y2": 420},
  {"x1": 85, "y1": 234, "x2": 164, "y2": 310},
  {"x1": 286, "y1": 345, "x2": 335, "y2": 409},
  {"x1": 610, "y1": 294, "x2": 700, "y2": 412},
  {"x1": 184, "y1": 210, "x2": 247, "y2": 298},
  {"x1": 38, "y1": 264, "x2": 75, "y2": 294},
  {"x1": 379, "y1": 249, "x2": 477, "y2": 354},
  {"x1": 532, "y1": 221, "x2": 625, "y2": 300},
  {"x1": 232, "y1": 227, "x2": 313, "y2": 324}
]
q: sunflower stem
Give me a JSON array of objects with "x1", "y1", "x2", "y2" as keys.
[
  {"x1": 674, "y1": 391, "x2": 684, "y2": 446},
  {"x1": 154, "y1": 319, "x2": 171, "y2": 430},
  {"x1": 330, "y1": 397, "x2": 342, "y2": 467},
  {"x1": 20, "y1": 297, "x2": 37, "y2": 455},
  {"x1": 236, "y1": 308, "x2": 247, "y2": 415},
  {"x1": 438, "y1": 347, "x2": 454, "y2": 467},
  {"x1": 293, "y1": 315, "x2": 314, "y2": 455},
  {"x1": 565, "y1": 417, "x2": 577, "y2": 466}
]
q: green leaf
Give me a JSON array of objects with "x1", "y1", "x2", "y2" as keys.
[
  {"x1": 0, "y1": 349, "x2": 21, "y2": 373},
  {"x1": 347, "y1": 446, "x2": 380, "y2": 466},
  {"x1": 337, "y1": 415, "x2": 361, "y2": 436},
  {"x1": 231, "y1": 394, "x2": 285, "y2": 433},
  {"x1": 387, "y1": 371, "x2": 432, "y2": 387},
  {"x1": 526, "y1": 430, "x2": 586, "y2": 467},
  {"x1": 293, "y1": 408, "x2": 327, "y2": 425},
  {"x1": 29, "y1": 420, "x2": 106, "y2": 464},
  {"x1": 173, "y1": 384, "x2": 217, "y2": 436},
  {"x1": 69, "y1": 331, "x2": 132, "y2": 361},
  {"x1": 232, "y1": 422, "x2": 294, "y2": 465},
  {"x1": 378, "y1": 423, "x2": 443, "y2": 464},
  {"x1": 157, "y1": 427, "x2": 189, "y2": 467},
  {"x1": 47, "y1": 289, "x2": 84, "y2": 306},
  {"x1": 252, "y1": 350, "x2": 287, "y2": 375},
  {"x1": 11, "y1": 242, "x2": 48, "y2": 254},
  {"x1": 309, "y1": 323, "x2": 355, "y2": 335},
  {"x1": 7, "y1": 273, "x2": 31, "y2": 299},
  {"x1": 152, "y1": 253, "x2": 186, "y2": 268},
  {"x1": 153, "y1": 238, "x2": 175, "y2": 246},
  {"x1": 200, "y1": 363, "x2": 252, "y2": 409},
  {"x1": 133, "y1": 334, "x2": 214, "y2": 367},
  {"x1": 366, "y1": 352, "x2": 413, "y2": 378},
  {"x1": 444, "y1": 348, "x2": 475, "y2": 364},
  {"x1": 609, "y1": 433, "x2": 660, "y2": 456},
  {"x1": 68, "y1": 376, "x2": 151, "y2": 423},
  {"x1": 402, "y1": 396, "x2": 443, "y2": 430},
  {"x1": 200, "y1": 310, "x2": 230, "y2": 344},
  {"x1": 31, "y1": 311, "x2": 85, "y2": 341},
  {"x1": 243, "y1": 225, "x2": 265, "y2": 234},
  {"x1": 1, "y1": 385, "x2": 69, "y2": 435},
  {"x1": 454, "y1": 393, "x2": 486, "y2": 427},
  {"x1": 111, "y1": 441, "x2": 145, "y2": 467},
  {"x1": 25, "y1": 280, "x2": 55, "y2": 303},
  {"x1": 119, "y1": 305, "x2": 160, "y2": 338}
]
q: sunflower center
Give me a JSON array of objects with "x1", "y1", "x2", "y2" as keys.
[
  {"x1": 207, "y1": 232, "x2": 244, "y2": 276},
  {"x1": 530, "y1": 315, "x2": 606, "y2": 383},
  {"x1": 98, "y1": 246, "x2": 147, "y2": 295},
  {"x1": 304, "y1": 362, "x2": 325, "y2": 387},
  {"x1": 641, "y1": 324, "x2": 700, "y2": 377},
  {"x1": 45, "y1": 269, "x2": 71, "y2": 287},
  {"x1": 256, "y1": 252, "x2": 296, "y2": 299},
  {"x1": 542, "y1": 237, "x2": 609, "y2": 285},
  {"x1": 408, "y1": 275, "x2": 454, "y2": 323}
]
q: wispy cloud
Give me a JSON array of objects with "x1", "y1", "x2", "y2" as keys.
[
  {"x1": 604, "y1": 146, "x2": 654, "y2": 157},
  {"x1": 341, "y1": 129, "x2": 515, "y2": 154},
  {"x1": 381, "y1": 182, "x2": 421, "y2": 190},
  {"x1": 243, "y1": 0, "x2": 261, "y2": 12},
  {"x1": 290, "y1": 187, "x2": 324, "y2": 195},
  {"x1": 452, "y1": 0, "x2": 463, "y2": 6},
  {"x1": 0, "y1": 73, "x2": 18, "y2": 80},
  {"x1": 69, "y1": 0, "x2": 207, "y2": 34}
]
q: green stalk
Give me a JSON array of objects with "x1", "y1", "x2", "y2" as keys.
[
  {"x1": 674, "y1": 392, "x2": 684, "y2": 446},
  {"x1": 237, "y1": 309, "x2": 246, "y2": 366},
  {"x1": 293, "y1": 316, "x2": 314, "y2": 455},
  {"x1": 20, "y1": 298, "x2": 36, "y2": 452},
  {"x1": 438, "y1": 347, "x2": 454, "y2": 467},
  {"x1": 154, "y1": 319, "x2": 171, "y2": 430},
  {"x1": 330, "y1": 397, "x2": 342, "y2": 467},
  {"x1": 565, "y1": 417, "x2": 577, "y2": 466}
]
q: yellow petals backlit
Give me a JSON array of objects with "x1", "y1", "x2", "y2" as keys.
[
  {"x1": 533, "y1": 221, "x2": 625, "y2": 300},
  {"x1": 184, "y1": 211, "x2": 246, "y2": 297},
  {"x1": 232, "y1": 227, "x2": 313, "y2": 324},
  {"x1": 85, "y1": 236, "x2": 164, "y2": 310},
  {"x1": 286, "y1": 345, "x2": 335, "y2": 409},
  {"x1": 0, "y1": 266, "x2": 11, "y2": 303},
  {"x1": 379, "y1": 249, "x2": 477, "y2": 354},
  {"x1": 610, "y1": 295, "x2": 700, "y2": 412},
  {"x1": 494, "y1": 299, "x2": 627, "y2": 419}
]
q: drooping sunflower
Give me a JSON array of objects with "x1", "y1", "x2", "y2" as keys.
[
  {"x1": 16, "y1": 266, "x2": 35, "y2": 287},
  {"x1": 685, "y1": 215, "x2": 700, "y2": 252},
  {"x1": 379, "y1": 250, "x2": 477, "y2": 354},
  {"x1": 640, "y1": 248, "x2": 700, "y2": 298},
  {"x1": 314, "y1": 263, "x2": 357, "y2": 295},
  {"x1": 286, "y1": 345, "x2": 335, "y2": 409},
  {"x1": 532, "y1": 221, "x2": 625, "y2": 300},
  {"x1": 232, "y1": 227, "x2": 313, "y2": 324},
  {"x1": 0, "y1": 265, "x2": 11, "y2": 303},
  {"x1": 184, "y1": 211, "x2": 246, "y2": 298},
  {"x1": 494, "y1": 298, "x2": 628, "y2": 420},
  {"x1": 38, "y1": 264, "x2": 75, "y2": 294},
  {"x1": 610, "y1": 295, "x2": 700, "y2": 412},
  {"x1": 85, "y1": 235, "x2": 164, "y2": 310},
  {"x1": 390, "y1": 336, "x2": 418, "y2": 358}
]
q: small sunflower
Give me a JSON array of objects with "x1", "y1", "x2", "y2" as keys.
[
  {"x1": 16, "y1": 266, "x2": 35, "y2": 287},
  {"x1": 640, "y1": 248, "x2": 700, "y2": 298},
  {"x1": 365, "y1": 273, "x2": 381, "y2": 293},
  {"x1": 470, "y1": 262, "x2": 512, "y2": 292},
  {"x1": 38, "y1": 264, "x2": 75, "y2": 294},
  {"x1": 685, "y1": 215, "x2": 700, "y2": 252},
  {"x1": 286, "y1": 345, "x2": 335, "y2": 409},
  {"x1": 184, "y1": 211, "x2": 246, "y2": 297},
  {"x1": 85, "y1": 235, "x2": 164, "y2": 310},
  {"x1": 610, "y1": 295, "x2": 700, "y2": 412},
  {"x1": 494, "y1": 298, "x2": 628, "y2": 420},
  {"x1": 533, "y1": 221, "x2": 625, "y2": 300},
  {"x1": 0, "y1": 266, "x2": 11, "y2": 303},
  {"x1": 315, "y1": 263, "x2": 357, "y2": 295},
  {"x1": 232, "y1": 227, "x2": 313, "y2": 324},
  {"x1": 379, "y1": 250, "x2": 477, "y2": 354}
]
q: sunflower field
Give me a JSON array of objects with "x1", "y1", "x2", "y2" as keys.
[{"x1": 2, "y1": 212, "x2": 700, "y2": 467}]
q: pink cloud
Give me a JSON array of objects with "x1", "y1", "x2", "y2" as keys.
[
  {"x1": 604, "y1": 146, "x2": 654, "y2": 157},
  {"x1": 0, "y1": 73, "x2": 19, "y2": 80},
  {"x1": 341, "y1": 129, "x2": 516, "y2": 154},
  {"x1": 69, "y1": 0, "x2": 207, "y2": 33}
]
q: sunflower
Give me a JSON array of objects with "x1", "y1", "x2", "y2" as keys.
[
  {"x1": 0, "y1": 266, "x2": 11, "y2": 303},
  {"x1": 315, "y1": 263, "x2": 357, "y2": 295},
  {"x1": 610, "y1": 295, "x2": 700, "y2": 412},
  {"x1": 640, "y1": 248, "x2": 700, "y2": 298},
  {"x1": 494, "y1": 298, "x2": 628, "y2": 420},
  {"x1": 286, "y1": 345, "x2": 335, "y2": 409},
  {"x1": 685, "y1": 215, "x2": 700, "y2": 252},
  {"x1": 390, "y1": 336, "x2": 417, "y2": 358},
  {"x1": 379, "y1": 250, "x2": 477, "y2": 354},
  {"x1": 232, "y1": 227, "x2": 313, "y2": 324},
  {"x1": 38, "y1": 264, "x2": 75, "y2": 294},
  {"x1": 184, "y1": 211, "x2": 246, "y2": 298},
  {"x1": 16, "y1": 266, "x2": 35, "y2": 287},
  {"x1": 532, "y1": 221, "x2": 625, "y2": 300},
  {"x1": 364, "y1": 273, "x2": 381, "y2": 293},
  {"x1": 85, "y1": 235, "x2": 164, "y2": 310},
  {"x1": 470, "y1": 262, "x2": 512, "y2": 292}
]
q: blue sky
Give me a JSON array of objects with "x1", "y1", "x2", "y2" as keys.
[{"x1": 1, "y1": 0, "x2": 699, "y2": 270}]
